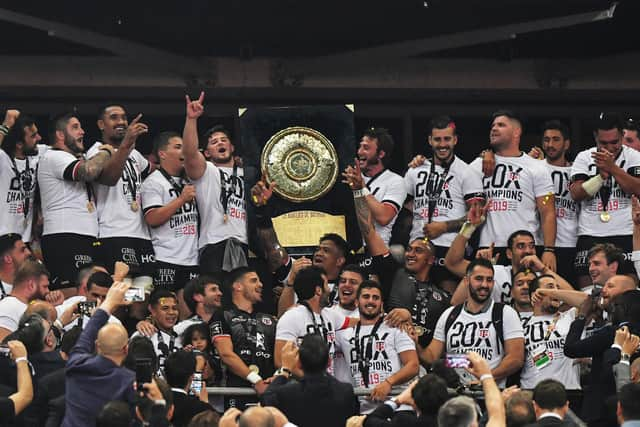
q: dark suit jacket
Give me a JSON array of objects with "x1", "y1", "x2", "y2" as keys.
[
  {"x1": 171, "y1": 389, "x2": 214, "y2": 427},
  {"x1": 364, "y1": 402, "x2": 436, "y2": 427},
  {"x1": 25, "y1": 367, "x2": 65, "y2": 426},
  {"x1": 525, "y1": 414, "x2": 577, "y2": 427},
  {"x1": 262, "y1": 372, "x2": 359, "y2": 427}
]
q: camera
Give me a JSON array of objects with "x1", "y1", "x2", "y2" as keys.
[
  {"x1": 0, "y1": 344, "x2": 10, "y2": 357},
  {"x1": 124, "y1": 287, "x2": 145, "y2": 303}
]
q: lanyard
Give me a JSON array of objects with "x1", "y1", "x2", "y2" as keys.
[
  {"x1": 123, "y1": 158, "x2": 139, "y2": 203},
  {"x1": 354, "y1": 317, "x2": 384, "y2": 387},
  {"x1": 543, "y1": 313, "x2": 561, "y2": 341},
  {"x1": 158, "y1": 167, "x2": 186, "y2": 194},
  {"x1": 220, "y1": 163, "x2": 238, "y2": 221},
  {"x1": 156, "y1": 330, "x2": 176, "y2": 357},
  {"x1": 426, "y1": 157, "x2": 452, "y2": 223},
  {"x1": 10, "y1": 156, "x2": 31, "y2": 218},
  {"x1": 0, "y1": 283, "x2": 7, "y2": 298},
  {"x1": 300, "y1": 301, "x2": 327, "y2": 341}
]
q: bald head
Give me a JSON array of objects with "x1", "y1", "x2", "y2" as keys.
[
  {"x1": 25, "y1": 300, "x2": 57, "y2": 323},
  {"x1": 97, "y1": 323, "x2": 129, "y2": 360},
  {"x1": 602, "y1": 275, "x2": 638, "y2": 307},
  {"x1": 238, "y1": 407, "x2": 274, "y2": 427}
]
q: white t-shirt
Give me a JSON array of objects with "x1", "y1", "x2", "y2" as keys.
[
  {"x1": 363, "y1": 169, "x2": 406, "y2": 245},
  {"x1": 520, "y1": 308, "x2": 580, "y2": 390},
  {"x1": 632, "y1": 251, "x2": 640, "y2": 281},
  {"x1": 275, "y1": 304, "x2": 349, "y2": 375},
  {"x1": 38, "y1": 149, "x2": 99, "y2": 237},
  {"x1": 193, "y1": 162, "x2": 247, "y2": 248},
  {"x1": 491, "y1": 265, "x2": 513, "y2": 305},
  {"x1": 570, "y1": 145, "x2": 640, "y2": 237},
  {"x1": 544, "y1": 163, "x2": 578, "y2": 247},
  {"x1": 55, "y1": 295, "x2": 121, "y2": 330},
  {"x1": 334, "y1": 321, "x2": 416, "y2": 414},
  {"x1": 0, "y1": 145, "x2": 48, "y2": 242},
  {"x1": 141, "y1": 170, "x2": 198, "y2": 266},
  {"x1": 0, "y1": 282, "x2": 12, "y2": 300},
  {"x1": 130, "y1": 329, "x2": 182, "y2": 371},
  {"x1": 470, "y1": 153, "x2": 554, "y2": 247},
  {"x1": 433, "y1": 301, "x2": 524, "y2": 386},
  {"x1": 327, "y1": 304, "x2": 359, "y2": 318},
  {"x1": 405, "y1": 156, "x2": 483, "y2": 247},
  {"x1": 0, "y1": 296, "x2": 28, "y2": 332},
  {"x1": 86, "y1": 142, "x2": 150, "y2": 240}
]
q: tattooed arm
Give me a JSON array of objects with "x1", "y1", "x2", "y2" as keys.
[
  {"x1": 354, "y1": 194, "x2": 388, "y2": 257},
  {"x1": 72, "y1": 150, "x2": 113, "y2": 182}
]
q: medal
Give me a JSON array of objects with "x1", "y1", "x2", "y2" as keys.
[
  {"x1": 87, "y1": 201, "x2": 95, "y2": 213},
  {"x1": 414, "y1": 326, "x2": 425, "y2": 336},
  {"x1": 131, "y1": 201, "x2": 139, "y2": 212},
  {"x1": 600, "y1": 211, "x2": 610, "y2": 222},
  {"x1": 248, "y1": 364, "x2": 260, "y2": 375}
]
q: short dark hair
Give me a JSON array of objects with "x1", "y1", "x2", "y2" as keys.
[
  {"x1": 0, "y1": 233, "x2": 22, "y2": 263},
  {"x1": 411, "y1": 374, "x2": 449, "y2": 415},
  {"x1": 528, "y1": 274, "x2": 554, "y2": 298},
  {"x1": 588, "y1": 243, "x2": 624, "y2": 267},
  {"x1": 97, "y1": 103, "x2": 126, "y2": 120},
  {"x1": 164, "y1": 350, "x2": 196, "y2": 389},
  {"x1": 429, "y1": 115, "x2": 457, "y2": 136},
  {"x1": 183, "y1": 275, "x2": 222, "y2": 314},
  {"x1": 319, "y1": 233, "x2": 349, "y2": 259},
  {"x1": 124, "y1": 336, "x2": 158, "y2": 372},
  {"x1": 60, "y1": 325, "x2": 82, "y2": 355},
  {"x1": 294, "y1": 265, "x2": 325, "y2": 301},
  {"x1": 362, "y1": 127, "x2": 394, "y2": 167},
  {"x1": 14, "y1": 260, "x2": 49, "y2": 288},
  {"x1": 619, "y1": 383, "x2": 640, "y2": 421},
  {"x1": 149, "y1": 288, "x2": 178, "y2": 307},
  {"x1": 86, "y1": 271, "x2": 113, "y2": 292},
  {"x1": 355, "y1": 279, "x2": 382, "y2": 299},
  {"x1": 227, "y1": 266, "x2": 256, "y2": 288},
  {"x1": 541, "y1": 120, "x2": 570, "y2": 141},
  {"x1": 49, "y1": 112, "x2": 78, "y2": 144},
  {"x1": 136, "y1": 378, "x2": 173, "y2": 422},
  {"x1": 532, "y1": 379, "x2": 567, "y2": 410},
  {"x1": 187, "y1": 411, "x2": 221, "y2": 427},
  {"x1": 203, "y1": 125, "x2": 232, "y2": 144},
  {"x1": 298, "y1": 333, "x2": 329, "y2": 374},
  {"x1": 340, "y1": 264, "x2": 366, "y2": 282},
  {"x1": 492, "y1": 109, "x2": 522, "y2": 128},
  {"x1": 624, "y1": 118, "x2": 639, "y2": 133},
  {"x1": 3, "y1": 115, "x2": 38, "y2": 156},
  {"x1": 609, "y1": 289, "x2": 640, "y2": 327},
  {"x1": 506, "y1": 391, "x2": 536, "y2": 427},
  {"x1": 15, "y1": 313, "x2": 47, "y2": 354},
  {"x1": 465, "y1": 258, "x2": 494, "y2": 277},
  {"x1": 507, "y1": 230, "x2": 535, "y2": 250},
  {"x1": 153, "y1": 131, "x2": 181, "y2": 158},
  {"x1": 97, "y1": 401, "x2": 132, "y2": 427},
  {"x1": 593, "y1": 112, "x2": 623, "y2": 133}
]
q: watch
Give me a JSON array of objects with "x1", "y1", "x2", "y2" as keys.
[
  {"x1": 274, "y1": 367, "x2": 292, "y2": 378},
  {"x1": 621, "y1": 353, "x2": 631, "y2": 363}
]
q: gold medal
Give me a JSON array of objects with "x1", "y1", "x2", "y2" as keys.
[
  {"x1": 131, "y1": 201, "x2": 139, "y2": 212},
  {"x1": 414, "y1": 326, "x2": 425, "y2": 336},
  {"x1": 223, "y1": 213, "x2": 228, "y2": 223},
  {"x1": 600, "y1": 211, "x2": 611, "y2": 222},
  {"x1": 86, "y1": 201, "x2": 95, "y2": 213},
  {"x1": 248, "y1": 364, "x2": 260, "y2": 375}
]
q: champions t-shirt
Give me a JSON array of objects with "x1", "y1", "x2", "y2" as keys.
[
  {"x1": 193, "y1": 162, "x2": 247, "y2": 248},
  {"x1": 86, "y1": 142, "x2": 150, "y2": 240},
  {"x1": 363, "y1": 169, "x2": 406, "y2": 245},
  {"x1": 520, "y1": 308, "x2": 580, "y2": 390},
  {"x1": 38, "y1": 149, "x2": 98, "y2": 237},
  {"x1": 541, "y1": 163, "x2": 578, "y2": 247},
  {"x1": 470, "y1": 153, "x2": 554, "y2": 247},
  {"x1": 405, "y1": 156, "x2": 483, "y2": 247},
  {"x1": 275, "y1": 304, "x2": 349, "y2": 375},
  {"x1": 570, "y1": 145, "x2": 640, "y2": 237},
  {"x1": 335, "y1": 321, "x2": 415, "y2": 414},
  {"x1": 141, "y1": 170, "x2": 198, "y2": 266},
  {"x1": 433, "y1": 301, "x2": 524, "y2": 386},
  {"x1": 491, "y1": 265, "x2": 513, "y2": 305}
]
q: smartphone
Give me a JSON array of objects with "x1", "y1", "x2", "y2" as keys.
[
  {"x1": 77, "y1": 301, "x2": 97, "y2": 317},
  {"x1": 0, "y1": 344, "x2": 10, "y2": 357},
  {"x1": 125, "y1": 287, "x2": 145, "y2": 303},
  {"x1": 445, "y1": 354, "x2": 469, "y2": 369},
  {"x1": 135, "y1": 358, "x2": 153, "y2": 392},
  {"x1": 190, "y1": 371, "x2": 203, "y2": 396}
]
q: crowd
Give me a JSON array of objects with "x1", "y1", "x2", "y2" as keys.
[{"x1": 0, "y1": 94, "x2": 639, "y2": 427}]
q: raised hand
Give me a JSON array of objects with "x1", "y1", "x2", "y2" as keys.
[
  {"x1": 341, "y1": 158, "x2": 365, "y2": 190},
  {"x1": 407, "y1": 154, "x2": 426, "y2": 169},
  {"x1": 2, "y1": 109, "x2": 20, "y2": 129},
  {"x1": 121, "y1": 114, "x2": 148, "y2": 150},
  {"x1": 179, "y1": 184, "x2": 197, "y2": 204},
  {"x1": 632, "y1": 195, "x2": 640, "y2": 226},
  {"x1": 185, "y1": 91, "x2": 205, "y2": 119},
  {"x1": 251, "y1": 173, "x2": 276, "y2": 206},
  {"x1": 468, "y1": 199, "x2": 490, "y2": 226}
]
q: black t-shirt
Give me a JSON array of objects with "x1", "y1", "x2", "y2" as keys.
[
  {"x1": 209, "y1": 305, "x2": 277, "y2": 386},
  {"x1": 372, "y1": 253, "x2": 451, "y2": 347},
  {"x1": 0, "y1": 397, "x2": 15, "y2": 425}
]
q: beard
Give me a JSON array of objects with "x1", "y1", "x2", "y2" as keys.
[
  {"x1": 360, "y1": 305, "x2": 382, "y2": 320},
  {"x1": 469, "y1": 284, "x2": 491, "y2": 304},
  {"x1": 64, "y1": 135, "x2": 83, "y2": 155},
  {"x1": 23, "y1": 144, "x2": 39, "y2": 156}
]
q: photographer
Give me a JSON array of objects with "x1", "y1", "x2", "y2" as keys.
[{"x1": 0, "y1": 340, "x2": 33, "y2": 425}]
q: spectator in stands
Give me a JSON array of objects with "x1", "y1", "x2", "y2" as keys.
[
  {"x1": 529, "y1": 379, "x2": 572, "y2": 427},
  {"x1": 62, "y1": 281, "x2": 135, "y2": 427},
  {"x1": 164, "y1": 350, "x2": 213, "y2": 427},
  {"x1": 0, "y1": 340, "x2": 33, "y2": 426},
  {"x1": 0, "y1": 260, "x2": 50, "y2": 340},
  {"x1": 617, "y1": 383, "x2": 640, "y2": 427},
  {"x1": 438, "y1": 351, "x2": 505, "y2": 427},
  {"x1": 0, "y1": 234, "x2": 33, "y2": 300},
  {"x1": 263, "y1": 334, "x2": 359, "y2": 427},
  {"x1": 504, "y1": 390, "x2": 535, "y2": 427}
]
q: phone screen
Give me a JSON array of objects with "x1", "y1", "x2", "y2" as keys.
[
  {"x1": 125, "y1": 288, "x2": 145, "y2": 303},
  {"x1": 445, "y1": 354, "x2": 469, "y2": 368},
  {"x1": 135, "y1": 358, "x2": 153, "y2": 392},
  {"x1": 190, "y1": 372, "x2": 203, "y2": 395}
]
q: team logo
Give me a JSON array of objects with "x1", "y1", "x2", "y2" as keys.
[
  {"x1": 478, "y1": 329, "x2": 490, "y2": 339},
  {"x1": 262, "y1": 317, "x2": 273, "y2": 326},
  {"x1": 374, "y1": 341, "x2": 386, "y2": 352},
  {"x1": 432, "y1": 292, "x2": 442, "y2": 301},
  {"x1": 209, "y1": 322, "x2": 222, "y2": 336}
]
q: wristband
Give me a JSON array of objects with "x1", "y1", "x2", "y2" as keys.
[
  {"x1": 611, "y1": 343, "x2": 623, "y2": 351},
  {"x1": 582, "y1": 174, "x2": 604, "y2": 197},
  {"x1": 0, "y1": 124, "x2": 9, "y2": 136},
  {"x1": 153, "y1": 399, "x2": 166, "y2": 407},
  {"x1": 459, "y1": 221, "x2": 477, "y2": 239},
  {"x1": 631, "y1": 250, "x2": 640, "y2": 262},
  {"x1": 479, "y1": 374, "x2": 494, "y2": 382},
  {"x1": 246, "y1": 371, "x2": 262, "y2": 385},
  {"x1": 385, "y1": 399, "x2": 399, "y2": 411},
  {"x1": 543, "y1": 247, "x2": 555, "y2": 253},
  {"x1": 352, "y1": 187, "x2": 370, "y2": 198},
  {"x1": 14, "y1": 356, "x2": 28, "y2": 364},
  {"x1": 54, "y1": 319, "x2": 65, "y2": 330}
]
